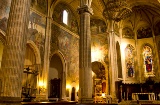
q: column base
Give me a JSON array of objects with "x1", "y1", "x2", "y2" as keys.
[
  {"x1": 78, "y1": 98, "x2": 93, "y2": 103},
  {"x1": 0, "y1": 97, "x2": 21, "y2": 105}
]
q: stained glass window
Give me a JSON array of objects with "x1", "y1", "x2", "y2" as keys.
[
  {"x1": 143, "y1": 45, "x2": 154, "y2": 77},
  {"x1": 125, "y1": 44, "x2": 135, "y2": 77}
]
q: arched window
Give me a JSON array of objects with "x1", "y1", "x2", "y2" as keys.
[
  {"x1": 143, "y1": 45, "x2": 154, "y2": 77},
  {"x1": 63, "y1": 10, "x2": 68, "y2": 25},
  {"x1": 125, "y1": 44, "x2": 135, "y2": 77}
]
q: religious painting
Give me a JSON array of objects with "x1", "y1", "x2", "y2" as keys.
[
  {"x1": 137, "y1": 26, "x2": 152, "y2": 39},
  {"x1": 0, "y1": 0, "x2": 11, "y2": 32},
  {"x1": 122, "y1": 27, "x2": 134, "y2": 39},
  {"x1": 28, "y1": 11, "x2": 46, "y2": 65},
  {"x1": 90, "y1": 19, "x2": 107, "y2": 35},
  {"x1": 91, "y1": 35, "x2": 108, "y2": 62},
  {"x1": 31, "y1": 0, "x2": 48, "y2": 14},
  {"x1": 142, "y1": 45, "x2": 154, "y2": 77},
  {"x1": 51, "y1": 24, "x2": 79, "y2": 84},
  {"x1": 125, "y1": 44, "x2": 135, "y2": 77}
]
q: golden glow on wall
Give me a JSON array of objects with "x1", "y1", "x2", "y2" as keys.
[
  {"x1": 91, "y1": 47, "x2": 103, "y2": 62},
  {"x1": 121, "y1": 42, "x2": 127, "y2": 58},
  {"x1": 38, "y1": 80, "x2": 46, "y2": 94},
  {"x1": 66, "y1": 84, "x2": 71, "y2": 89}
]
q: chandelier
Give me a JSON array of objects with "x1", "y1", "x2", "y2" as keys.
[{"x1": 103, "y1": 0, "x2": 132, "y2": 22}]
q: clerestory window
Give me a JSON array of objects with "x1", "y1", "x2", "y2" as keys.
[{"x1": 63, "y1": 10, "x2": 68, "y2": 25}]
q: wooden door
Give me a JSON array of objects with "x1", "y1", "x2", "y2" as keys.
[{"x1": 50, "y1": 78, "x2": 60, "y2": 98}]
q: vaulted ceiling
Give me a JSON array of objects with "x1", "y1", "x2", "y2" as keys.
[{"x1": 49, "y1": 0, "x2": 160, "y2": 35}]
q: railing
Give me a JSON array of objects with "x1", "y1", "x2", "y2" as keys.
[{"x1": 132, "y1": 93, "x2": 155, "y2": 100}]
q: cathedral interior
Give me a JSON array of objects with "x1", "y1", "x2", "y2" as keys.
[{"x1": 1, "y1": 0, "x2": 160, "y2": 105}]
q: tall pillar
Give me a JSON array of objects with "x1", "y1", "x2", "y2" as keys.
[
  {"x1": 78, "y1": 0, "x2": 93, "y2": 103},
  {"x1": 37, "y1": 5, "x2": 52, "y2": 101},
  {"x1": 0, "y1": 0, "x2": 30, "y2": 104},
  {"x1": 108, "y1": 20, "x2": 117, "y2": 103}
]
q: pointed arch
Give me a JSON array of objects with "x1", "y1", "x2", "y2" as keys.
[
  {"x1": 27, "y1": 40, "x2": 41, "y2": 65},
  {"x1": 49, "y1": 50, "x2": 67, "y2": 99}
]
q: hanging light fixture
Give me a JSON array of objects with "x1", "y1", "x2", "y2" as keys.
[{"x1": 103, "y1": 0, "x2": 132, "y2": 22}]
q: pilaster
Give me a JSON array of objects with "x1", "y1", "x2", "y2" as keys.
[
  {"x1": 0, "y1": 0, "x2": 30, "y2": 104},
  {"x1": 108, "y1": 20, "x2": 118, "y2": 103}
]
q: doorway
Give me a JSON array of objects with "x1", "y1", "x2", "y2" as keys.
[
  {"x1": 49, "y1": 53, "x2": 64, "y2": 99},
  {"x1": 71, "y1": 87, "x2": 76, "y2": 101}
]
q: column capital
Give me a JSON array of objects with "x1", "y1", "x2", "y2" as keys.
[{"x1": 77, "y1": 5, "x2": 93, "y2": 15}]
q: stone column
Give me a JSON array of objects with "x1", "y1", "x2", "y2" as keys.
[
  {"x1": 77, "y1": 0, "x2": 93, "y2": 103},
  {"x1": 37, "y1": 6, "x2": 52, "y2": 101},
  {"x1": 108, "y1": 20, "x2": 117, "y2": 103},
  {"x1": 0, "y1": 0, "x2": 30, "y2": 104}
]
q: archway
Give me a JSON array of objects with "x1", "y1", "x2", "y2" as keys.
[
  {"x1": 22, "y1": 44, "x2": 39, "y2": 101},
  {"x1": 49, "y1": 53, "x2": 65, "y2": 99},
  {"x1": 92, "y1": 61, "x2": 106, "y2": 103}
]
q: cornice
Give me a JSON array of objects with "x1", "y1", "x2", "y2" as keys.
[{"x1": 52, "y1": 20, "x2": 79, "y2": 39}]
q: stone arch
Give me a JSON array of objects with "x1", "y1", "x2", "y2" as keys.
[
  {"x1": 50, "y1": 50, "x2": 66, "y2": 66},
  {"x1": 49, "y1": 50, "x2": 67, "y2": 99},
  {"x1": 26, "y1": 40, "x2": 41, "y2": 65},
  {"x1": 92, "y1": 61, "x2": 109, "y2": 95}
]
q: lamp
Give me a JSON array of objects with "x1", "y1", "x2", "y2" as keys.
[
  {"x1": 103, "y1": 0, "x2": 132, "y2": 22},
  {"x1": 39, "y1": 81, "x2": 45, "y2": 94}
]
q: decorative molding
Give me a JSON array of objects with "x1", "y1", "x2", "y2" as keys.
[
  {"x1": 77, "y1": 5, "x2": 93, "y2": 15},
  {"x1": 52, "y1": 20, "x2": 79, "y2": 39},
  {"x1": 30, "y1": 7, "x2": 47, "y2": 18}
]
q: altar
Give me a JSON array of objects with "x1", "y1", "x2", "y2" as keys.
[{"x1": 132, "y1": 93, "x2": 155, "y2": 100}]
